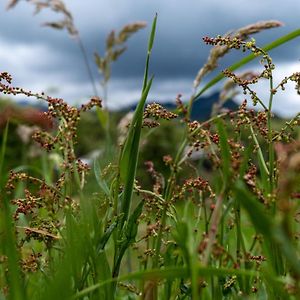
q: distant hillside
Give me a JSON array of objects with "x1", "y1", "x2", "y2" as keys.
[
  {"x1": 124, "y1": 92, "x2": 239, "y2": 121},
  {"x1": 13, "y1": 92, "x2": 239, "y2": 121}
]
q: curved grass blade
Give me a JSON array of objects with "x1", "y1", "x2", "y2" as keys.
[
  {"x1": 119, "y1": 77, "x2": 153, "y2": 224},
  {"x1": 193, "y1": 28, "x2": 300, "y2": 101},
  {"x1": 235, "y1": 181, "x2": 300, "y2": 276},
  {"x1": 73, "y1": 266, "x2": 258, "y2": 299},
  {"x1": 143, "y1": 13, "x2": 157, "y2": 91},
  {"x1": 119, "y1": 15, "x2": 157, "y2": 226},
  {"x1": 112, "y1": 200, "x2": 144, "y2": 277},
  {"x1": 94, "y1": 158, "x2": 110, "y2": 196}
]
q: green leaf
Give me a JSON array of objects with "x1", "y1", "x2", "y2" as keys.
[
  {"x1": 0, "y1": 194, "x2": 26, "y2": 300},
  {"x1": 124, "y1": 200, "x2": 144, "y2": 242},
  {"x1": 235, "y1": 181, "x2": 273, "y2": 235},
  {"x1": 97, "y1": 221, "x2": 118, "y2": 252},
  {"x1": 95, "y1": 251, "x2": 113, "y2": 299},
  {"x1": 96, "y1": 106, "x2": 109, "y2": 129},
  {"x1": 112, "y1": 201, "x2": 145, "y2": 278},
  {"x1": 94, "y1": 158, "x2": 110, "y2": 196}
]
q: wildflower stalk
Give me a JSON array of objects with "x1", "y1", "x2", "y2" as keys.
[
  {"x1": 77, "y1": 35, "x2": 99, "y2": 97},
  {"x1": 202, "y1": 194, "x2": 223, "y2": 266},
  {"x1": 267, "y1": 77, "x2": 275, "y2": 195},
  {"x1": 192, "y1": 28, "x2": 300, "y2": 103},
  {"x1": 267, "y1": 75, "x2": 285, "y2": 276},
  {"x1": 249, "y1": 123, "x2": 269, "y2": 176}
]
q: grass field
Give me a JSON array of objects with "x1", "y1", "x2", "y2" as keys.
[{"x1": 1, "y1": 3, "x2": 300, "y2": 300}]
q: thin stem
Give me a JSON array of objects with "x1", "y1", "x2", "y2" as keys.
[
  {"x1": 267, "y1": 76, "x2": 275, "y2": 195},
  {"x1": 249, "y1": 123, "x2": 269, "y2": 176},
  {"x1": 202, "y1": 194, "x2": 223, "y2": 266},
  {"x1": 77, "y1": 36, "x2": 99, "y2": 97}
]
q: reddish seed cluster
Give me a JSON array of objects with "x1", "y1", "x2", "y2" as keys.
[
  {"x1": 210, "y1": 133, "x2": 219, "y2": 144},
  {"x1": 81, "y1": 96, "x2": 102, "y2": 111},
  {"x1": 143, "y1": 102, "x2": 177, "y2": 128},
  {"x1": 144, "y1": 102, "x2": 178, "y2": 121},
  {"x1": 203, "y1": 35, "x2": 257, "y2": 52},
  {"x1": 188, "y1": 120, "x2": 201, "y2": 133},
  {"x1": 175, "y1": 177, "x2": 215, "y2": 202},
  {"x1": 249, "y1": 255, "x2": 266, "y2": 262},
  {"x1": 183, "y1": 177, "x2": 209, "y2": 192},
  {"x1": 162, "y1": 155, "x2": 173, "y2": 167},
  {"x1": 21, "y1": 253, "x2": 42, "y2": 273},
  {"x1": 142, "y1": 119, "x2": 160, "y2": 128},
  {"x1": 2, "y1": 74, "x2": 101, "y2": 254},
  {"x1": 175, "y1": 94, "x2": 189, "y2": 121},
  {"x1": 223, "y1": 69, "x2": 273, "y2": 106},
  {"x1": 6, "y1": 171, "x2": 40, "y2": 191},
  {"x1": 7, "y1": 172, "x2": 67, "y2": 221},
  {"x1": 186, "y1": 122, "x2": 213, "y2": 158},
  {"x1": 0, "y1": 72, "x2": 46, "y2": 99},
  {"x1": 243, "y1": 163, "x2": 266, "y2": 204},
  {"x1": 274, "y1": 72, "x2": 300, "y2": 95},
  {"x1": 23, "y1": 220, "x2": 60, "y2": 246},
  {"x1": 32, "y1": 130, "x2": 56, "y2": 151},
  {"x1": 223, "y1": 69, "x2": 259, "y2": 89},
  {"x1": 0, "y1": 71, "x2": 12, "y2": 83},
  {"x1": 232, "y1": 100, "x2": 268, "y2": 138},
  {"x1": 144, "y1": 161, "x2": 164, "y2": 195},
  {"x1": 243, "y1": 164, "x2": 257, "y2": 188}
]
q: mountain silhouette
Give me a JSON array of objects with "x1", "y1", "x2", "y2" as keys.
[{"x1": 125, "y1": 92, "x2": 238, "y2": 121}]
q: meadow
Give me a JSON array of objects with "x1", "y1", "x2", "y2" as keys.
[{"x1": 1, "y1": 1, "x2": 300, "y2": 299}]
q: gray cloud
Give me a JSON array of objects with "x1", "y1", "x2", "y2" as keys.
[{"x1": 1, "y1": 0, "x2": 300, "y2": 115}]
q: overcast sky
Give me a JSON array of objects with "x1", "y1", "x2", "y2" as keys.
[{"x1": 1, "y1": 0, "x2": 300, "y2": 116}]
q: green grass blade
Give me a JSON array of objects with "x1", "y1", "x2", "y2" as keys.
[
  {"x1": 113, "y1": 201, "x2": 144, "y2": 277},
  {"x1": 0, "y1": 121, "x2": 9, "y2": 187},
  {"x1": 96, "y1": 251, "x2": 113, "y2": 299},
  {"x1": 143, "y1": 14, "x2": 157, "y2": 91},
  {"x1": 249, "y1": 124, "x2": 269, "y2": 178},
  {"x1": 124, "y1": 200, "x2": 144, "y2": 242},
  {"x1": 235, "y1": 181, "x2": 273, "y2": 236},
  {"x1": 96, "y1": 107, "x2": 109, "y2": 129},
  {"x1": 235, "y1": 181, "x2": 300, "y2": 275},
  {"x1": 148, "y1": 13, "x2": 157, "y2": 53},
  {"x1": 120, "y1": 14, "x2": 158, "y2": 187},
  {"x1": 216, "y1": 119, "x2": 231, "y2": 188},
  {"x1": 193, "y1": 28, "x2": 300, "y2": 100},
  {"x1": 97, "y1": 221, "x2": 117, "y2": 252},
  {"x1": 73, "y1": 266, "x2": 258, "y2": 299},
  {"x1": 119, "y1": 77, "x2": 153, "y2": 224},
  {"x1": 0, "y1": 195, "x2": 26, "y2": 300}
]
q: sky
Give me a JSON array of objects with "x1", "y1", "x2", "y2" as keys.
[{"x1": 1, "y1": 0, "x2": 300, "y2": 116}]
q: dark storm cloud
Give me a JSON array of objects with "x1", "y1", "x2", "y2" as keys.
[
  {"x1": 1, "y1": 0, "x2": 300, "y2": 114},
  {"x1": 2, "y1": 0, "x2": 300, "y2": 76}
]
